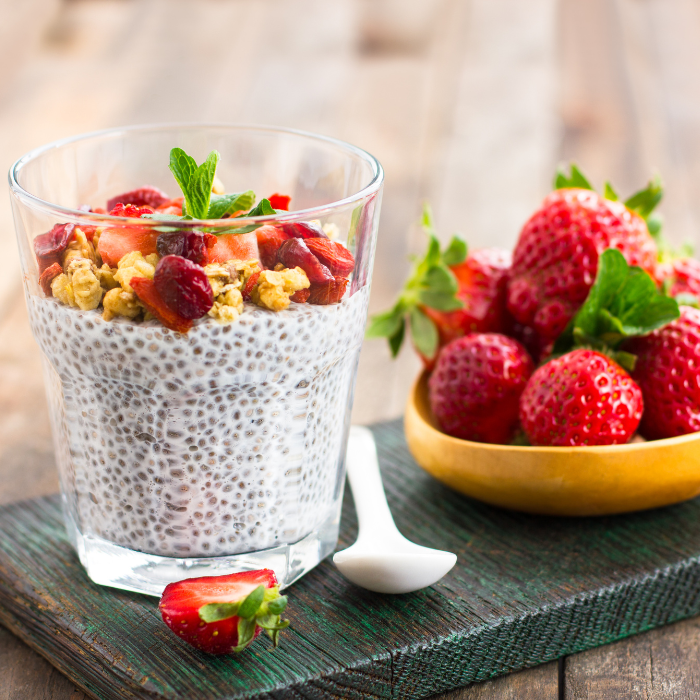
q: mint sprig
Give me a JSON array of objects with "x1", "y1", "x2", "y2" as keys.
[
  {"x1": 198, "y1": 584, "x2": 290, "y2": 651},
  {"x1": 207, "y1": 190, "x2": 256, "y2": 219},
  {"x1": 366, "y1": 204, "x2": 466, "y2": 359},
  {"x1": 169, "y1": 148, "x2": 220, "y2": 220},
  {"x1": 552, "y1": 248, "x2": 680, "y2": 370}
]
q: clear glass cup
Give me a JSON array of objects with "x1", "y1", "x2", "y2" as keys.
[{"x1": 9, "y1": 124, "x2": 383, "y2": 595}]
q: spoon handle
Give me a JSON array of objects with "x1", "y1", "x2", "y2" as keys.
[{"x1": 346, "y1": 426, "x2": 400, "y2": 538}]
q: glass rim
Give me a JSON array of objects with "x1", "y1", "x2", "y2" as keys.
[{"x1": 8, "y1": 122, "x2": 384, "y2": 229}]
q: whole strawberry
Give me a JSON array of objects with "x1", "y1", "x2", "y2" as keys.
[
  {"x1": 520, "y1": 350, "x2": 643, "y2": 446},
  {"x1": 624, "y1": 306, "x2": 700, "y2": 440},
  {"x1": 428, "y1": 333, "x2": 533, "y2": 444},
  {"x1": 657, "y1": 257, "x2": 700, "y2": 303},
  {"x1": 422, "y1": 247, "x2": 512, "y2": 347},
  {"x1": 507, "y1": 167, "x2": 658, "y2": 343},
  {"x1": 159, "y1": 569, "x2": 289, "y2": 655}
]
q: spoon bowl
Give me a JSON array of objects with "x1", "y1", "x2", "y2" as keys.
[{"x1": 333, "y1": 426, "x2": 457, "y2": 594}]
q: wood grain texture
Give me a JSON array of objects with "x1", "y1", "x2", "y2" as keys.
[
  {"x1": 4, "y1": 421, "x2": 700, "y2": 699},
  {"x1": 564, "y1": 617, "x2": 700, "y2": 699}
]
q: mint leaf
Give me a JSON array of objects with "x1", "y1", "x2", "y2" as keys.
[
  {"x1": 169, "y1": 148, "x2": 220, "y2": 220},
  {"x1": 199, "y1": 602, "x2": 239, "y2": 623},
  {"x1": 243, "y1": 198, "x2": 275, "y2": 218},
  {"x1": 624, "y1": 175, "x2": 662, "y2": 219},
  {"x1": 604, "y1": 181, "x2": 618, "y2": 201},
  {"x1": 207, "y1": 191, "x2": 255, "y2": 219},
  {"x1": 442, "y1": 236, "x2": 468, "y2": 266},
  {"x1": 554, "y1": 163, "x2": 594, "y2": 190},
  {"x1": 169, "y1": 148, "x2": 197, "y2": 206},
  {"x1": 410, "y1": 307, "x2": 438, "y2": 358},
  {"x1": 553, "y1": 248, "x2": 680, "y2": 355}
]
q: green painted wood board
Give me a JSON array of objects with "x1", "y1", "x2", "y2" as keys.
[{"x1": 2, "y1": 419, "x2": 700, "y2": 699}]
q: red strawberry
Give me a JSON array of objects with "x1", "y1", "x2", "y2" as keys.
[
  {"x1": 625, "y1": 306, "x2": 700, "y2": 439},
  {"x1": 307, "y1": 276, "x2": 349, "y2": 305},
  {"x1": 268, "y1": 193, "x2": 291, "y2": 211},
  {"x1": 155, "y1": 197, "x2": 185, "y2": 216},
  {"x1": 106, "y1": 185, "x2": 169, "y2": 212},
  {"x1": 422, "y1": 248, "x2": 512, "y2": 348},
  {"x1": 130, "y1": 277, "x2": 192, "y2": 334},
  {"x1": 159, "y1": 569, "x2": 289, "y2": 655},
  {"x1": 109, "y1": 203, "x2": 155, "y2": 218},
  {"x1": 257, "y1": 225, "x2": 290, "y2": 269},
  {"x1": 205, "y1": 232, "x2": 259, "y2": 265},
  {"x1": 508, "y1": 188, "x2": 658, "y2": 343},
  {"x1": 428, "y1": 333, "x2": 533, "y2": 444},
  {"x1": 305, "y1": 239, "x2": 355, "y2": 278},
  {"x1": 97, "y1": 225, "x2": 160, "y2": 268},
  {"x1": 519, "y1": 349, "x2": 643, "y2": 446},
  {"x1": 657, "y1": 258, "x2": 700, "y2": 301}
]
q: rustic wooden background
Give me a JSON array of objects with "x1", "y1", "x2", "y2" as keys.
[{"x1": 2, "y1": 0, "x2": 700, "y2": 697}]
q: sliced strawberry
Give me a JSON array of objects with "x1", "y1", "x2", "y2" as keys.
[
  {"x1": 106, "y1": 185, "x2": 169, "y2": 212},
  {"x1": 268, "y1": 193, "x2": 291, "y2": 211},
  {"x1": 130, "y1": 277, "x2": 192, "y2": 333},
  {"x1": 206, "y1": 232, "x2": 259, "y2": 264},
  {"x1": 159, "y1": 569, "x2": 289, "y2": 655},
  {"x1": 307, "y1": 276, "x2": 348, "y2": 304},
  {"x1": 277, "y1": 238, "x2": 333, "y2": 284},
  {"x1": 39, "y1": 262, "x2": 63, "y2": 296},
  {"x1": 291, "y1": 288, "x2": 310, "y2": 303},
  {"x1": 79, "y1": 225, "x2": 98, "y2": 243},
  {"x1": 256, "y1": 225, "x2": 290, "y2": 269},
  {"x1": 97, "y1": 225, "x2": 160, "y2": 268},
  {"x1": 109, "y1": 203, "x2": 154, "y2": 218},
  {"x1": 34, "y1": 223, "x2": 75, "y2": 272},
  {"x1": 242, "y1": 271, "x2": 261, "y2": 301},
  {"x1": 305, "y1": 239, "x2": 355, "y2": 277}
]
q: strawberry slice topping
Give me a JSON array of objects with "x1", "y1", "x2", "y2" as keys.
[
  {"x1": 130, "y1": 277, "x2": 192, "y2": 333},
  {"x1": 159, "y1": 569, "x2": 289, "y2": 655},
  {"x1": 268, "y1": 193, "x2": 291, "y2": 211},
  {"x1": 109, "y1": 203, "x2": 155, "y2": 218},
  {"x1": 305, "y1": 239, "x2": 355, "y2": 277},
  {"x1": 106, "y1": 185, "x2": 169, "y2": 212}
]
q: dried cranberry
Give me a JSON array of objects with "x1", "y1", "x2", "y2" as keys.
[
  {"x1": 307, "y1": 277, "x2": 349, "y2": 305},
  {"x1": 131, "y1": 276, "x2": 193, "y2": 334},
  {"x1": 34, "y1": 223, "x2": 75, "y2": 259},
  {"x1": 106, "y1": 186, "x2": 169, "y2": 212},
  {"x1": 305, "y1": 239, "x2": 355, "y2": 277},
  {"x1": 109, "y1": 203, "x2": 155, "y2": 218},
  {"x1": 280, "y1": 221, "x2": 328, "y2": 240},
  {"x1": 256, "y1": 226, "x2": 290, "y2": 269},
  {"x1": 154, "y1": 255, "x2": 213, "y2": 319},
  {"x1": 242, "y1": 271, "x2": 261, "y2": 301},
  {"x1": 277, "y1": 238, "x2": 333, "y2": 284},
  {"x1": 156, "y1": 231, "x2": 217, "y2": 265}
]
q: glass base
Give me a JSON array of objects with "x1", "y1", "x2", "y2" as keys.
[{"x1": 64, "y1": 506, "x2": 341, "y2": 597}]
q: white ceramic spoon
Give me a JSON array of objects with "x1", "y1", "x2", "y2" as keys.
[{"x1": 333, "y1": 426, "x2": 457, "y2": 594}]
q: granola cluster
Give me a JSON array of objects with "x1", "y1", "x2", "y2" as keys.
[{"x1": 40, "y1": 226, "x2": 310, "y2": 326}]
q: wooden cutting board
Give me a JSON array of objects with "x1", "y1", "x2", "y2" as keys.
[{"x1": 2, "y1": 419, "x2": 700, "y2": 699}]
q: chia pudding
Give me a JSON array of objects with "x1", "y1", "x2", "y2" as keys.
[{"x1": 30, "y1": 287, "x2": 368, "y2": 557}]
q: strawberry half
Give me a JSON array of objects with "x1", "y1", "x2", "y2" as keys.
[{"x1": 159, "y1": 569, "x2": 289, "y2": 655}]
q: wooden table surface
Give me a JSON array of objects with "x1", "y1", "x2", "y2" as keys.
[{"x1": 2, "y1": 0, "x2": 700, "y2": 697}]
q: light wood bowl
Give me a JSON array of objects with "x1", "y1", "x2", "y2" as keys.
[{"x1": 404, "y1": 372, "x2": 700, "y2": 516}]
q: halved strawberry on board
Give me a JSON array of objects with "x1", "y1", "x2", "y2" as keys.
[{"x1": 159, "y1": 569, "x2": 290, "y2": 655}]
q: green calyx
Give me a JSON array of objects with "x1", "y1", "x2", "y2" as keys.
[
  {"x1": 199, "y1": 584, "x2": 290, "y2": 652},
  {"x1": 552, "y1": 248, "x2": 680, "y2": 371},
  {"x1": 554, "y1": 164, "x2": 664, "y2": 244},
  {"x1": 365, "y1": 204, "x2": 467, "y2": 360}
]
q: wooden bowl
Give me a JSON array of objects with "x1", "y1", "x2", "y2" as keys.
[{"x1": 404, "y1": 372, "x2": 700, "y2": 516}]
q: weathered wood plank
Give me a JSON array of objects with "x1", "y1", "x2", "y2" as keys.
[{"x1": 564, "y1": 617, "x2": 700, "y2": 699}]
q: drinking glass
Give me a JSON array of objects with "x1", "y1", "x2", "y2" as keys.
[{"x1": 9, "y1": 124, "x2": 383, "y2": 595}]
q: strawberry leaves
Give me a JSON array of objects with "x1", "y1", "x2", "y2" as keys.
[
  {"x1": 554, "y1": 164, "x2": 594, "y2": 191},
  {"x1": 366, "y1": 205, "x2": 466, "y2": 359},
  {"x1": 553, "y1": 248, "x2": 680, "y2": 370},
  {"x1": 198, "y1": 584, "x2": 290, "y2": 651}
]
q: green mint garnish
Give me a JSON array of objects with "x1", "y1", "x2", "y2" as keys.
[
  {"x1": 169, "y1": 148, "x2": 220, "y2": 220},
  {"x1": 366, "y1": 204, "x2": 466, "y2": 360},
  {"x1": 552, "y1": 248, "x2": 680, "y2": 370},
  {"x1": 243, "y1": 198, "x2": 275, "y2": 218},
  {"x1": 207, "y1": 191, "x2": 256, "y2": 219}
]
